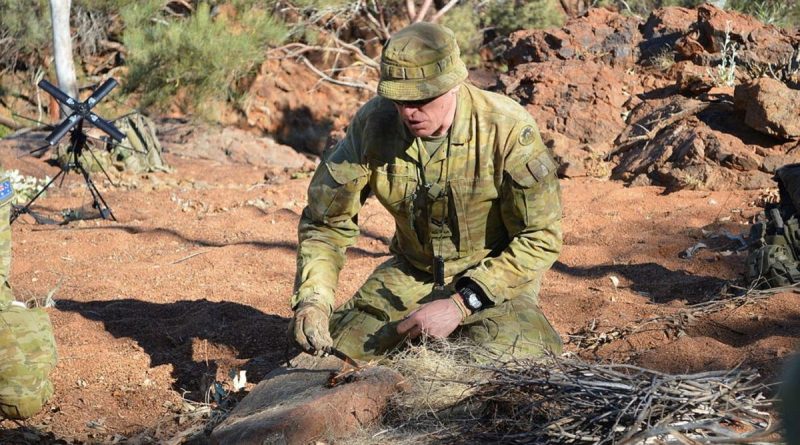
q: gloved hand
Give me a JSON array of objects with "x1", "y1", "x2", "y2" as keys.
[
  {"x1": 397, "y1": 295, "x2": 470, "y2": 340},
  {"x1": 289, "y1": 302, "x2": 333, "y2": 355}
]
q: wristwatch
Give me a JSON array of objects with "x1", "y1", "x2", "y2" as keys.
[{"x1": 458, "y1": 286, "x2": 484, "y2": 312}]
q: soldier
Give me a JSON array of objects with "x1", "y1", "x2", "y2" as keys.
[
  {"x1": 289, "y1": 22, "x2": 563, "y2": 361},
  {"x1": 0, "y1": 175, "x2": 57, "y2": 420}
]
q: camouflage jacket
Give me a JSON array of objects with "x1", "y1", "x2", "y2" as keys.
[{"x1": 292, "y1": 84, "x2": 562, "y2": 312}]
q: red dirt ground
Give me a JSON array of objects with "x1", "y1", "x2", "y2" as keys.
[{"x1": 0, "y1": 145, "x2": 797, "y2": 443}]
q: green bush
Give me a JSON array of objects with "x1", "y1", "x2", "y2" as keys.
[
  {"x1": 726, "y1": 0, "x2": 800, "y2": 28},
  {"x1": 0, "y1": 0, "x2": 51, "y2": 70},
  {"x1": 441, "y1": 4, "x2": 483, "y2": 68},
  {"x1": 122, "y1": 1, "x2": 289, "y2": 112},
  {"x1": 485, "y1": 0, "x2": 565, "y2": 35}
]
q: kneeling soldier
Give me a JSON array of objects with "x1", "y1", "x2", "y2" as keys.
[{"x1": 289, "y1": 22, "x2": 563, "y2": 361}]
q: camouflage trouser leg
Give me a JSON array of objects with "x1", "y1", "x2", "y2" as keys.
[{"x1": 329, "y1": 257, "x2": 562, "y2": 361}]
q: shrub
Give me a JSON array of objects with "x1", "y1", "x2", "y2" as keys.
[
  {"x1": 441, "y1": 3, "x2": 483, "y2": 68},
  {"x1": 122, "y1": 2, "x2": 289, "y2": 112},
  {"x1": 485, "y1": 0, "x2": 565, "y2": 35},
  {"x1": 0, "y1": 0, "x2": 51, "y2": 71}
]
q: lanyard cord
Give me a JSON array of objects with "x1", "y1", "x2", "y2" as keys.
[{"x1": 415, "y1": 132, "x2": 451, "y2": 289}]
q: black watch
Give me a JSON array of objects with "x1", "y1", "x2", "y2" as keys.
[{"x1": 458, "y1": 286, "x2": 484, "y2": 312}]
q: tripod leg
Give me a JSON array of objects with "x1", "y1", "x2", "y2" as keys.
[
  {"x1": 85, "y1": 146, "x2": 117, "y2": 187},
  {"x1": 75, "y1": 161, "x2": 116, "y2": 222},
  {"x1": 10, "y1": 169, "x2": 66, "y2": 224}
]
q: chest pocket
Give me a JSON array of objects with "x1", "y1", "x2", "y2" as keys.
[
  {"x1": 449, "y1": 177, "x2": 499, "y2": 254},
  {"x1": 308, "y1": 161, "x2": 369, "y2": 224},
  {"x1": 370, "y1": 163, "x2": 416, "y2": 219}
]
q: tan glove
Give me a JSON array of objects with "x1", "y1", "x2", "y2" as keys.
[
  {"x1": 289, "y1": 302, "x2": 333, "y2": 355},
  {"x1": 397, "y1": 295, "x2": 470, "y2": 340}
]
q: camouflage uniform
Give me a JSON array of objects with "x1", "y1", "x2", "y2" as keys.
[
  {"x1": 291, "y1": 23, "x2": 563, "y2": 361},
  {"x1": 0, "y1": 176, "x2": 57, "y2": 419}
]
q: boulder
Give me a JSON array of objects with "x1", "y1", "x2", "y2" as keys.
[
  {"x1": 504, "y1": 8, "x2": 642, "y2": 69},
  {"x1": 734, "y1": 78, "x2": 800, "y2": 140},
  {"x1": 694, "y1": 4, "x2": 799, "y2": 67},
  {"x1": 612, "y1": 98, "x2": 777, "y2": 191},
  {"x1": 501, "y1": 59, "x2": 637, "y2": 144},
  {"x1": 158, "y1": 121, "x2": 312, "y2": 169},
  {"x1": 640, "y1": 7, "x2": 698, "y2": 59},
  {"x1": 210, "y1": 354, "x2": 405, "y2": 445}
]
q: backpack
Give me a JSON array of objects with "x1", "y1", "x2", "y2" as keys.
[
  {"x1": 746, "y1": 164, "x2": 800, "y2": 288},
  {"x1": 56, "y1": 112, "x2": 170, "y2": 174}
]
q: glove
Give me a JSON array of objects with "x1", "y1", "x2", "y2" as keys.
[
  {"x1": 396, "y1": 295, "x2": 470, "y2": 340},
  {"x1": 289, "y1": 302, "x2": 333, "y2": 355}
]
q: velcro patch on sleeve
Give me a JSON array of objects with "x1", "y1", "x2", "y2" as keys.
[{"x1": 0, "y1": 179, "x2": 14, "y2": 207}]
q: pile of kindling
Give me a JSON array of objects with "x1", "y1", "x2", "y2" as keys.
[
  {"x1": 464, "y1": 358, "x2": 777, "y2": 444},
  {"x1": 371, "y1": 346, "x2": 779, "y2": 445}
]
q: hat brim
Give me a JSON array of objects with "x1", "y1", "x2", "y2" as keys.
[{"x1": 377, "y1": 64, "x2": 468, "y2": 101}]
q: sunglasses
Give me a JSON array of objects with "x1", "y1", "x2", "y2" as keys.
[{"x1": 391, "y1": 95, "x2": 440, "y2": 107}]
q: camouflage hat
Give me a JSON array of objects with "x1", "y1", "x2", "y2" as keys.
[{"x1": 378, "y1": 22, "x2": 468, "y2": 101}]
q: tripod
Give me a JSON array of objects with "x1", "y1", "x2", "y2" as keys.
[{"x1": 10, "y1": 78, "x2": 125, "y2": 224}]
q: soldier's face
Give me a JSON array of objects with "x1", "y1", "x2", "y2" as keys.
[{"x1": 393, "y1": 86, "x2": 459, "y2": 138}]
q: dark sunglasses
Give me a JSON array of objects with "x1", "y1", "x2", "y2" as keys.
[{"x1": 391, "y1": 95, "x2": 439, "y2": 107}]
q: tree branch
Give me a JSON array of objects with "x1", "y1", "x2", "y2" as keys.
[
  {"x1": 414, "y1": 0, "x2": 433, "y2": 22},
  {"x1": 298, "y1": 56, "x2": 376, "y2": 92},
  {"x1": 406, "y1": 0, "x2": 417, "y2": 21},
  {"x1": 430, "y1": 0, "x2": 459, "y2": 22}
]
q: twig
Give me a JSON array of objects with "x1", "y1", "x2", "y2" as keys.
[
  {"x1": 413, "y1": 0, "x2": 434, "y2": 22},
  {"x1": 171, "y1": 250, "x2": 209, "y2": 265},
  {"x1": 430, "y1": 0, "x2": 459, "y2": 23},
  {"x1": 299, "y1": 56, "x2": 376, "y2": 92}
]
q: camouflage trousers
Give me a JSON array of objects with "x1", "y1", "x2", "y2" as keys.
[
  {"x1": 0, "y1": 194, "x2": 58, "y2": 420},
  {"x1": 330, "y1": 257, "x2": 562, "y2": 361}
]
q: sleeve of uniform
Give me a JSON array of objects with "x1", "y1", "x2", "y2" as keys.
[
  {"x1": 290, "y1": 114, "x2": 371, "y2": 313},
  {"x1": 456, "y1": 119, "x2": 562, "y2": 306}
]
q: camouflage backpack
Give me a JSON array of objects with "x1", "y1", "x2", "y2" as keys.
[
  {"x1": 746, "y1": 164, "x2": 800, "y2": 288},
  {"x1": 56, "y1": 112, "x2": 170, "y2": 174}
]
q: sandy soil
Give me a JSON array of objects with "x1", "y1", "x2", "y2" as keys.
[{"x1": 0, "y1": 146, "x2": 797, "y2": 443}]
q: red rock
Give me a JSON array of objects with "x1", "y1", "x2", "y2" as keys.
[
  {"x1": 503, "y1": 8, "x2": 642, "y2": 69},
  {"x1": 501, "y1": 59, "x2": 636, "y2": 144},
  {"x1": 734, "y1": 78, "x2": 800, "y2": 140},
  {"x1": 640, "y1": 7, "x2": 698, "y2": 59},
  {"x1": 210, "y1": 354, "x2": 404, "y2": 445},
  {"x1": 695, "y1": 4, "x2": 799, "y2": 67}
]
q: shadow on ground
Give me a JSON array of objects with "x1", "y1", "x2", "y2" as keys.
[
  {"x1": 553, "y1": 261, "x2": 728, "y2": 304},
  {"x1": 57, "y1": 298, "x2": 291, "y2": 400}
]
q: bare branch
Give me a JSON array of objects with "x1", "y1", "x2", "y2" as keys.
[
  {"x1": 430, "y1": 0, "x2": 459, "y2": 23},
  {"x1": 414, "y1": 0, "x2": 434, "y2": 22},
  {"x1": 298, "y1": 56, "x2": 376, "y2": 92},
  {"x1": 406, "y1": 0, "x2": 417, "y2": 21}
]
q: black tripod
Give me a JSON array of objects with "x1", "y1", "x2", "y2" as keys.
[{"x1": 11, "y1": 78, "x2": 126, "y2": 224}]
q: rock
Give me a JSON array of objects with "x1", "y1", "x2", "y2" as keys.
[
  {"x1": 501, "y1": 60, "x2": 636, "y2": 144},
  {"x1": 670, "y1": 60, "x2": 715, "y2": 95},
  {"x1": 158, "y1": 122, "x2": 311, "y2": 169},
  {"x1": 734, "y1": 78, "x2": 800, "y2": 140},
  {"x1": 640, "y1": 7, "x2": 698, "y2": 60},
  {"x1": 210, "y1": 354, "x2": 404, "y2": 445},
  {"x1": 695, "y1": 4, "x2": 799, "y2": 67},
  {"x1": 612, "y1": 98, "x2": 776, "y2": 191},
  {"x1": 504, "y1": 8, "x2": 642, "y2": 69}
]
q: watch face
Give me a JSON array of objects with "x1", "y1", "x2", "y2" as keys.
[{"x1": 467, "y1": 294, "x2": 482, "y2": 309}]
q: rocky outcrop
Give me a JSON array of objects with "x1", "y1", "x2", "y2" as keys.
[
  {"x1": 734, "y1": 78, "x2": 800, "y2": 140},
  {"x1": 504, "y1": 8, "x2": 642, "y2": 69},
  {"x1": 500, "y1": 5, "x2": 800, "y2": 192},
  {"x1": 501, "y1": 60, "x2": 637, "y2": 145}
]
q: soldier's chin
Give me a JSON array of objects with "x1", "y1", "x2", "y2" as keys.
[{"x1": 406, "y1": 122, "x2": 432, "y2": 137}]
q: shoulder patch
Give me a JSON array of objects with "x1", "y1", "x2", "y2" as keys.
[
  {"x1": 0, "y1": 179, "x2": 14, "y2": 207},
  {"x1": 518, "y1": 126, "x2": 535, "y2": 146}
]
